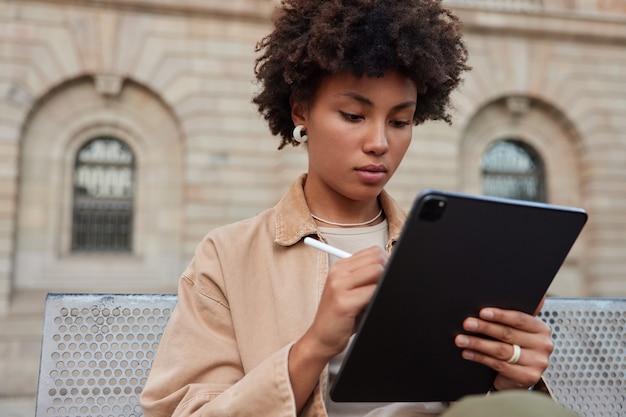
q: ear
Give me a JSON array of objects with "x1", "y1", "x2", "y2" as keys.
[{"x1": 290, "y1": 95, "x2": 307, "y2": 126}]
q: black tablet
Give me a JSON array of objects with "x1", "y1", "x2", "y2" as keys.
[{"x1": 330, "y1": 189, "x2": 587, "y2": 403}]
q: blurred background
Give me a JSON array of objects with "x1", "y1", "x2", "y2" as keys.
[{"x1": 0, "y1": 0, "x2": 625, "y2": 415}]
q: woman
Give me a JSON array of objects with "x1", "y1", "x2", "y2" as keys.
[{"x1": 141, "y1": 1, "x2": 557, "y2": 416}]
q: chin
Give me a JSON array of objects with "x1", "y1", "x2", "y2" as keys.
[{"x1": 346, "y1": 185, "x2": 385, "y2": 202}]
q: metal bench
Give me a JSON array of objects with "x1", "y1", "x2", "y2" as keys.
[
  {"x1": 35, "y1": 294, "x2": 626, "y2": 417},
  {"x1": 537, "y1": 298, "x2": 626, "y2": 416},
  {"x1": 35, "y1": 294, "x2": 177, "y2": 417}
]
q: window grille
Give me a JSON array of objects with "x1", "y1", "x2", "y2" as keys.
[
  {"x1": 71, "y1": 137, "x2": 135, "y2": 252},
  {"x1": 481, "y1": 139, "x2": 546, "y2": 202}
]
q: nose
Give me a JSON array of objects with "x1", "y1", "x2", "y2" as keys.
[{"x1": 363, "y1": 121, "x2": 389, "y2": 156}]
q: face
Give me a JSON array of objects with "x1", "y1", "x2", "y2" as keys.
[{"x1": 292, "y1": 70, "x2": 417, "y2": 213}]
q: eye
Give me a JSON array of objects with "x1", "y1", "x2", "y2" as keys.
[
  {"x1": 390, "y1": 120, "x2": 411, "y2": 128},
  {"x1": 340, "y1": 111, "x2": 363, "y2": 122}
]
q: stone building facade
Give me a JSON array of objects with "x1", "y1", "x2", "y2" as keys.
[{"x1": 0, "y1": 0, "x2": 625, "y2": 403}]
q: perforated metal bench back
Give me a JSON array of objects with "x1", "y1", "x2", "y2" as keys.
[
  {"x1": 538, "y1": 298, "x2": 626, "y2": 417},
  {"x1": 36, "y1": 295, "x2": 626, "y2": 417},
  {"x1": 36, "y1": 294, "x2": 177, "y2": 417}
]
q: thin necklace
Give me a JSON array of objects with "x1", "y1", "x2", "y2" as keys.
[{"x1": 310, "y1": 209, "x2": 383, "y2": 227}]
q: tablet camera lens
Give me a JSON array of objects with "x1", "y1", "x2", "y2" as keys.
[{"x1": 419, "y1": 197, "x2": 447, "y2": 222}]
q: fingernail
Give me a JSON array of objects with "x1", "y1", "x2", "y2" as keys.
[
  {"x1": 463, "y1": 351, "x2": 475, "y2": 360},
  {"x1": 481, "y1": 309, "x2": 494, "y2": 319},
  {"x1": 456, "y1": 335, "x2": 469, "y2": 347},
  {"x1": 465, "y1": 318, "x2": 478, "y2": 330}
]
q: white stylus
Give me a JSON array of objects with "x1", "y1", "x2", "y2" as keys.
[{"x1": 303, "y1": 237, "x2": 352, "y2": 259}]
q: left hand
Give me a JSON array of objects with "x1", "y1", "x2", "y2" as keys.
[{"x1": 453, "y1": 300, "x2": 553, "y2": 391}]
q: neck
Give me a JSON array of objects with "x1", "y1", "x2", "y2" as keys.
[
  {"x1": 311, "y1": 208, "x2": 383, "y2": 228},
  {"x1": 302, "y1": 175, "x2": 384, "y2": 228},
  {"x1": 306, "y1": 198, "x2": 383, "y2": 228}
]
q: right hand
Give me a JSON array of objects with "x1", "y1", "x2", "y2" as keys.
[
  {"x1": 304, "y1": 245, "x2": 388, "y2": 360},
  {"x1": 288, "y1": 245, "x2": 388, "y2": 412}
]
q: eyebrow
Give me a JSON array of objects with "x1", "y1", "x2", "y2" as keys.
[{"x1": 339, "y1": 92, "x2": 417, "y2": 111}]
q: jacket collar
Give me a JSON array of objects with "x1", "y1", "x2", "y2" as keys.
[{"x1": 274, "y1": 174, "x2": 407, "y2": 247}]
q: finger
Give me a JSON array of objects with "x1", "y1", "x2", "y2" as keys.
[
  {"x1": 478, "y1": 308, "x2": 550, "y2": 333},
  {"x1": 459, "y1": 347, "x2": 544, "y2": 388},
  {"x1": 455, "y1": 333, "x2": 548, "y2": 375},
  {"x1": 469, "y1": 311, "x2": 552, "y2": 345},
  {"x1": 327, "y1": 262, "x2": 385, "y2": 294},
  {"x1": 331, "y1": 265, "x2": 382, "y2": 301},
  {"x1": 330, "y1": 249, "x2": 387, "y2": 290},
  {"x1": 461, "y1": 318, "x2": 553, "y2": 355},
  {"x1": 337, "y1": 246, "x2": 388, "y2": 269},
  {"x1": 455, "y1": 334, "x2": 525, "y2": 364},
  {"x1": 455, "y1": 330, "x2": 551, "y2": 389}
]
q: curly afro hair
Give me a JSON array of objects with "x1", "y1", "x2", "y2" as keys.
[{"x1": 252, "y1": 0, "x2": 470, "y2": 149}]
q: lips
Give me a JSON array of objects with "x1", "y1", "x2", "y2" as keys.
[
  {"x1": 357, "y1": 164, "x2": 387, "y2": 173},
  {"x1": 355, "y1": 164, "x2": 388, "y2": 183}
]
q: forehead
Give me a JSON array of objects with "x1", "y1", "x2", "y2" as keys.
[{"x1": 313, "y1": 70, "x2": 417, "y2": 104}]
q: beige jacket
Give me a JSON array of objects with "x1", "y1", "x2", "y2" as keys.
[
  {"x1": 140, "y1": 174, "x2": 407, "y2": 417},
  {"x1": 140, "y1": 174, "x2": 550, "y2": 417}
]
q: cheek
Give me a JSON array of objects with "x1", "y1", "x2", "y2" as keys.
[
  {"x1": 307, "y1": 136, "x2": 340, "y2": 168},
  {"x1": 309, "y1": 125, "x2": 358, "y2": 154},
  {"x1": 384, "y1": 138, "x2": 412, "y2": 175},
  {"x1": 391, "y1": 134, "x2": 412, "y2": 159}
]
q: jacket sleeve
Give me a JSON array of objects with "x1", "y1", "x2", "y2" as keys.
[
  {"x1": 140, "y1": 238, "x2": 300, "y2": 417},
  {"x1": 531, "y1": 377, "x2": 553, "y2": 397}
]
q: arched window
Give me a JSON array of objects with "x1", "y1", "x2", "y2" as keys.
[
  {"x1": 71, "y1": 137, "x2": 135, "y2": 252},
  {"x1": 481, "y1": 139, "x2": 546, "y2": 202}
]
